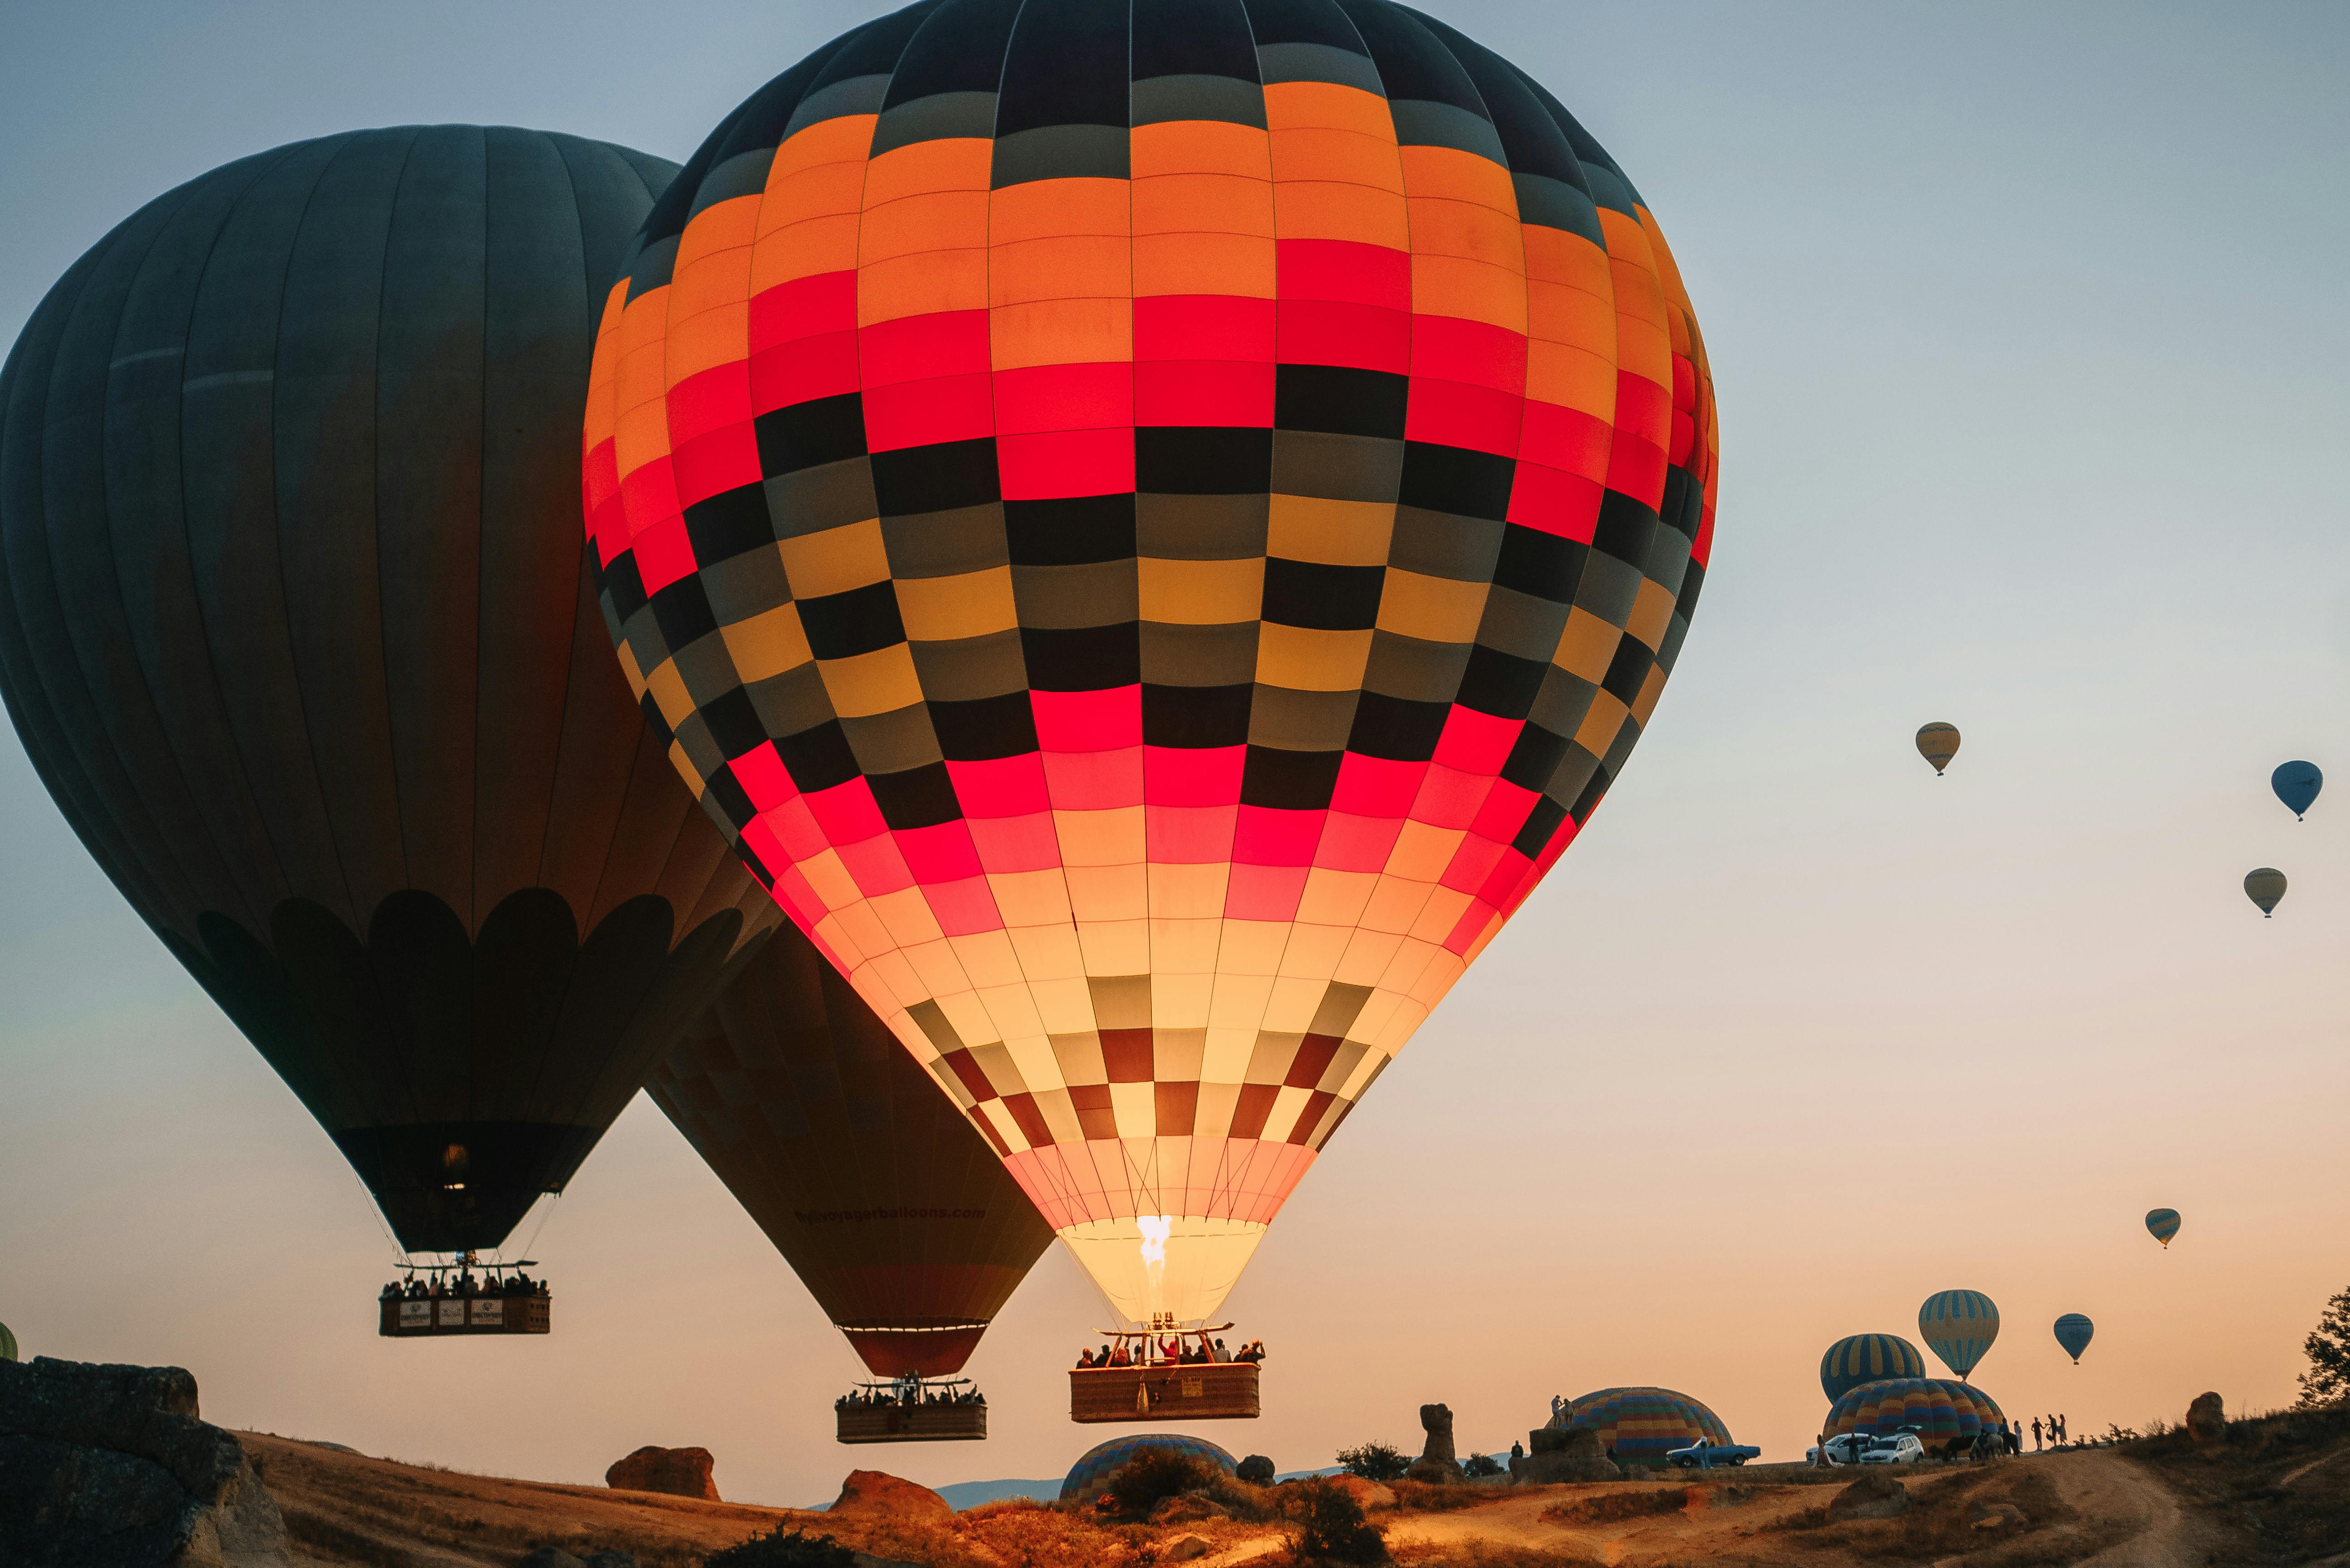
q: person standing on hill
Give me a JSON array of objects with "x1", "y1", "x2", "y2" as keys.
[{"x1": 2030, "y1": 1417, "x2": 2042, "y2": 1450}]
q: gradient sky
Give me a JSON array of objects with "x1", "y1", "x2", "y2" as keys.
[{"x1": 5, "y1": 0, "x2": 2348, "y2": 1508}]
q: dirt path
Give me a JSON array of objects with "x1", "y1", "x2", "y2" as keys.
[{"x1": 2039, "y1": 1450, "x2": 2212, "y2": 1568}]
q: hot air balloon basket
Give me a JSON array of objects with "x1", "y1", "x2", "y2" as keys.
[
  {"x1": 378, "y1": 1296, "x2": 550, "y2": 1337},
  {"x1": 1071, "y1": 1364, "x2": 1260, "y2": 1423},
  {"x1": 837, "y1": 1402, "x2": 989, "y2": 1444}
]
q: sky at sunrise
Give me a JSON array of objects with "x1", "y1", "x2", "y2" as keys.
[{"x1": 5, "y1": 0, "x2": 2349, "y2": 1508}]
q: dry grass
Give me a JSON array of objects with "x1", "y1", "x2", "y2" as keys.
[
  {"x1": 1540, "y1": 1486, "x2": 1694, "y2": 1527},
  {"x1": 1386, "y1": 1479, "x2": 1501, "y2": 1513},
  {"x1": 1391, "y1": 1539, "x2": 1600, "y2": 1567}
]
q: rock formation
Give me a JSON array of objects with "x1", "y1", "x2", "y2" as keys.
[
  {"x1": 603, "y1": 1446, "x2": 719, "y2": 1502},
  {"x1": 1828, "y1": 1471, "x2": 1910, "y2": 1521},
  {"x1": 0, "y1": 1355, "x2": 290, "y2": 1567},
  {"x1": 1164, "y1": 1536, "x2": 1210, "y2": 1562},
  {"x1": 1406, "y1": 1402, "x2": 1464, "y2": 1483},
  {"x1": 1149, "y1": 1493, "x2": 1227, "y2": 1524},
  {"x1": 1235, "y1": 1454, "x2": 1275, "y2": 1485},
  {"x1": 2186, "y1": 1391, "x2": 2226, "y2": 1448},
  {"x1": 1510, "y1": 1423, "x2": 1618, "y2": 1485},
  {"x1": 828, "y1": 1470, "x2": 950, "y2": 1519}
]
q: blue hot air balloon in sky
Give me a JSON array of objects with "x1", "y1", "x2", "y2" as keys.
[
  {"x1": 2054, "y1": 1314, "x2": 2094, "y2": 1364},
  {"x1": 2145, "y1": 1208, "x2": 2181, "y2": 1248},
  {"x1": 2273, "y1": 762, "x2": 2322, "y2": 820}
]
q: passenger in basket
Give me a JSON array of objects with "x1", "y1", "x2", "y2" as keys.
[
  {"x1": 381, "y1": 1281, "x2": 399, "y2": 1300},
  {"x1": 1077, "y1": 1348, "x2": 1097, "y2": 1368},
  {"x1": 1210, "y1": 1338, "x2": 1229, "y2": 1362},
  {"x1": 1109, "y1": 1343, "x2": 1131, "y2": 1367}
]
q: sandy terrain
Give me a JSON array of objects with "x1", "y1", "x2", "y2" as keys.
[{"x1": 242, "y1": 1412, "x2": 2350, "y2": 1568}]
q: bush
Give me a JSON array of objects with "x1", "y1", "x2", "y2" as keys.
[
  {"x1": 1336, "y1": 1440, "x2": 1410, "y2": 1482},
  {"x1": 1461, "y1": 1452, "x2": 1505, "y2": 1478},
  {"x1": 1237, "y1": 1453, "x2": 1276, "y2": 1485},
  {"x1": 1284, "y1": 1477, "x2": 1387, "y2": 1565},
  {"x1": 703, "y1": 1526, "x2": 856, "y2": 1568},
  {"x1": 1101, "y1": 1446, "x2": 1225, "y2": 1517}
]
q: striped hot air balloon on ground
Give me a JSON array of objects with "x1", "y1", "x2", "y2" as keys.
[
  {"x1": 1824, "y1": 1377, "x2": 2005, "y2": 1446},
  {"x1": 1560, "y1": 1387, "x2": 1732, "y2": 1466},
  {"x1": 581, "y1": 0, "x2": 1718, "y2": 1332},
  {"x1": 1919, "y1": 1290, "x2": 2000, "y2": 1379},
  {"x1": 1820, "y1": 1333, "x2": 1926, "y2": 1402},
  {"x1": 2145, "y1": 1208, "x2": 2180, "y2": 1248}
]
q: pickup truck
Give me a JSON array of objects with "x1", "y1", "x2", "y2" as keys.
[{"x1": 1666, "y1": 1440, "x2": 1761, "y2": 1469}]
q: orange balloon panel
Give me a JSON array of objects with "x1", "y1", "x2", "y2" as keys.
[{"x1": 585, "y1": 0, "x2": 1717, "y2": 1324}]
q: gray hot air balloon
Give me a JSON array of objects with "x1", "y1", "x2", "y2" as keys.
[
  {"x1": 0, "y1": 127, "x2": 780, "y2": 1258},
  {"x1": 2244, "y1": 869, "x2": 2288, "y2": 917},
  {"x1": 1917, "y1": 723, "x2": 1960, "y2": 775}
]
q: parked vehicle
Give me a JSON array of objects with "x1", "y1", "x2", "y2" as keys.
[
  {"x1": 1804, "y1": 1433, "x2": 1867, "y2": 1466},
  {"x1": 1859, "y1": 1433, "x2": 1927, "y2": 1465},
  {"x1": 1667, "y1": 1439, "x2": 1761, "y2": 1469}
]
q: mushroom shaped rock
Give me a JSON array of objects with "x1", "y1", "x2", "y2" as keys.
[
  {"x1": 1407, "y1": 1403, "x2": 1464, "y2": 1483},
  {"x1": 829, "y1": 1470, "x2": 950, "y2": 1520},
  {"x1": 604, "y1": 1447, "x2": 718, "y2": 1501},
  {"x1": 1511, "y1": 1424, "x2": 1617, "y2": 1485}
]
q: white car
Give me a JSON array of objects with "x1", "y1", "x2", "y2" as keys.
[
  {"x1": 1858, "y1": 1433, "x2": 1926, "y2": 1465},
  {"x1": 1803, "y1": 1434, "x2": 1866, "y2": 1466}
]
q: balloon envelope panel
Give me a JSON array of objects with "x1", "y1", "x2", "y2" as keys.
[
  {"x1": 2145, "y1": 1207, "x2": 2180, "y2": 1246},
  {"x1": 1820, "y1": 1333, "x2": 1926, "y2": 1402},
  {"x1": 1825, "y1": 1377, "x2": 2004, "y2": 1442},
  {"x1": 1918, "y1": 1289, "x2": 2000, "y2": 1378},
  {"x1": 649, "y1": 918, "x2": 1055, "y2": 1376},
  {"x1": 1059, "y1": 1434, "x2": 1238, "y2": 1506},
  {"x1": 1564, "y1": 1387, "x2": 1732, "y2": 1463},
  {"x1": 585, "y1": 0, "x2": 1717, "y2": 1326},
  {"x1": 0, "y1": 127, "x2": 778, "y2": 1253}
]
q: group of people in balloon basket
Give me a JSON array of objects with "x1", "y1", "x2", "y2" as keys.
[
  {"x1": 378, "y1": 1271, "x2": 547, "y2": 1302},
  {"x1": 835, "y1": 1376, "x2": 984, "y2": 1410},
  {"x1": 1074, "y1": 1336, "x2": 1265, "y2": 1368}
]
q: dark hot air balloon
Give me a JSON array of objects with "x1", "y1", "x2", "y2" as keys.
[
  {"x1": 0, "y1": 127, "x2": 779, "y2": 1271},
  {"x1": 2272, "y1": 761, "x2": 2321, "y2": 820},
  {"x1": 1916, "y1": 723, "x2": 1959, "y2": 775},
  {"x1": 1824, "y1": 1377, "x2": 2004, "y2": 1447},
  {"x1": 2053, "y1": 1313, "x2": 2093, "y2": 1364},
  {"x1": 2245, "y1": 868, "x2": 2287, "y2": 917},
  {"x1": 649, "y1": 917, "x2": 1054, "y2": 1434},
  {"x1": 582, "y1": 0, "x2": 1718, "y2": 1345},
  {"x1": 1820, "y1": 1332, "x2": 1926, "y2": 1402},
  {"x1": 2144, "y1": 1207, "x2": 2180, "y2": 1247}
]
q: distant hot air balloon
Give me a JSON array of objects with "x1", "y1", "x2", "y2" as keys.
[
  {"x1": 649, "y1": 918, "x2": 1055, "y2": 1393},
  {"x1": 0, "y1": 128, "x2": 779, "y2": 1266},
  {"x1": 582, "y1": 0, "x2": 1719, "y2": 1339},
  {"x1": 2053, "y1": 1313, "x2": 2094, "y2": 1364},
  {"x1": 1820, "y1": 1333, "x2": 1926, "y2": 1402},
  {"x1": 0, "y1": 1322, "x2": 16, "y2": 1362},
  {"x1": 2145, "y1": 1208, "x2": 2181, "y2": 1248},
  {"x1": 1919, "y1": 1290, "x2": 2000, "y2": 1378},
  {"x1": 2273, "y1": 761, "x2": 2322, "y2": 820},
  {"x1": 2245, "y1": 868, "x2": 2288, "y2": 917},
  {"x1": 1916, "y1": 723, "x2": 1960, "y2": 774}
]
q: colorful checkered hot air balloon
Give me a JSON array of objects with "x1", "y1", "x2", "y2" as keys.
[
  {"x1": 1560, "y1": 1387, "x2": 1732, "y2": 1466},
  {"x1": 582, "y1": 0, "x2": 1717, "y2": 1331},
  {"x1": 1819, "y1": 1333, "x2": 1926, "y2": 1402},
  {"x1": 1824, "y1": 1377, "x2": 2005, "y2": 1446},
  {"x1": 1918, "y1": 1290, "x2": 2000, "y2": 1379}
]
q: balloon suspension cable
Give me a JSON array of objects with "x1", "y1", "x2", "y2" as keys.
[
  {"x1": 509, "y1": 1190, "x2": 559, "y2": 1269},
  {"x1": 341, "y1": 1161, "x2": 414, "y2": 1272}
]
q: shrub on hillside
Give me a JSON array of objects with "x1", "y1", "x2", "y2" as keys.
[
  {"x1": 1282, "y1": 1477, "x2": 1387, "y2": 1565},
  {"x1": 1461, "y1": 1452, "x2": 1505, "y2": 1478},
  {"x1": 1236, "y1": 1453, "x2": 1276, "y2": 1485},
  {"x1": 1335, "y1": 1440, "x2": 1409, "y2": 1482},
  {"x1": 1101, "y1": 1446, "x2": 1225, "y2": 1517},
  {"x1": 703, "y1": 1526, "x2": 855, "y2": 1568}
]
